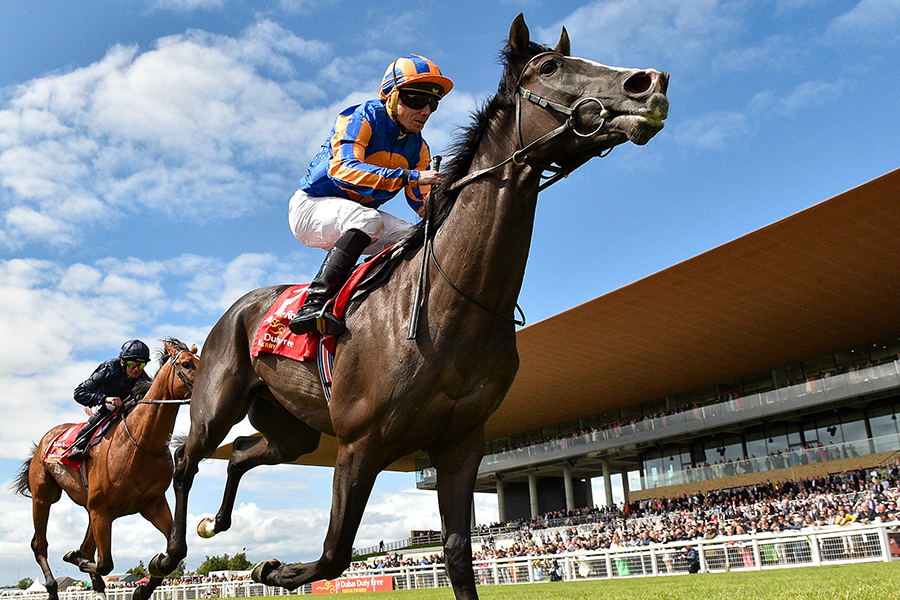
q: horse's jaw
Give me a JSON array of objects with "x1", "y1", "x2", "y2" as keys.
[{"x1": 609, "y1": 113, "x2": 666, "y2": 146}]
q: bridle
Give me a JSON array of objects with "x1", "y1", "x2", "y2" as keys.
[
  {"x1": 409, "y1": 51, "x2": 613, "y2": 337},
  {"x1": 122, "y1": 350, "x2": 195, "y2": 456},
  {"x1": 448, "y1": 50, "x2": 613, "y2": 194}
]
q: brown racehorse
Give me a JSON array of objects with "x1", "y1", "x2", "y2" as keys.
[
  {"x1": 150, "y1": 14, "x2": 668, "y2": 600},
  {"x1": 14, "y1": 339, "x2": 199, "y2": 600}
]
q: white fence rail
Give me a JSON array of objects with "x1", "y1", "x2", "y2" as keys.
[{"x1": 16, "y1": 524, "x2": 898, "y2": 599}]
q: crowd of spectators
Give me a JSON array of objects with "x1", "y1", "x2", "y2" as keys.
[{"x1": 351, "y1": 464, "x2": 900, "y2": 571}]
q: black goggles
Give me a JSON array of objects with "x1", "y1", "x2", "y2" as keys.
[{"x1": 398, "y1": 90, "x2": 440, "y2": 112}]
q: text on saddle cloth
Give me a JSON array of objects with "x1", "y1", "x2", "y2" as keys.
[{"x1": 251, "y1": 243, "x2": 406, "y2": 403}]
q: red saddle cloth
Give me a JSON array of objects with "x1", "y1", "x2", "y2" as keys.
[
  {"x1": 251, "y1": 245, "x2": 396, "y2": 362},
  {"x1": 43, "y1": 424, "x2": 86, "y2": 471}
]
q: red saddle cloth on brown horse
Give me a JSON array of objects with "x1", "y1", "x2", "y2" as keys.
[{"x1": 42, "y1": 412, "x2": 119, "y2": 471}]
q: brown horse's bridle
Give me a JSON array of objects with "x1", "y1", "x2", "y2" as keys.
[
  {"x1": 448, "y1": 51, "x2": 612, "y2": 193},
  {"x1": 121, "y1": 350, "x2": 194, "y2": 456}
]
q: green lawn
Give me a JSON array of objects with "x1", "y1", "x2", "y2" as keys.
[{"x1": 300, "y1": 562, "x2": 900, "y2": 599}]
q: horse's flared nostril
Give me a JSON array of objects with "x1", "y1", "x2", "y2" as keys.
[
  {"x1": 624, "y1": 70, "x2": 668, "y2": 96},
  {"x1": 624, "y1": 72, "x2": 653, "y2": 95}
]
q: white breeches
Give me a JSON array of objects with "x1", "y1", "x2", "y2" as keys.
[{"x1": 288, "y1": 188, "x2": 417, "y2": 254}]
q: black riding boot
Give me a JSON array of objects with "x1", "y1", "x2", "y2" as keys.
[
  {"x1": 68, "y1": 408, "x2": 111, "y2": 460},
  {"x1": 289, "y1": 228, "x2": 371, "y2": 336}
]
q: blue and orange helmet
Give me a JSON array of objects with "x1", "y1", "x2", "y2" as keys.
[{"x1": 380, "y1": 55, "x2": 453, "y2": 117}]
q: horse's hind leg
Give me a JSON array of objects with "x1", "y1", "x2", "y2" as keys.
[
  {"x1": 29, "y1": 460, "x2": 63, "y2": 600},
  {"x1": 199, "y1": 398, "x2": 321, "y2": 538},
  {"x1": 252, "y1": 439, "x2": 381, "y2": 590}
]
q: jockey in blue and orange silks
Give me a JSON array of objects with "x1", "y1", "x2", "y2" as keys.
[{"x1": 287, "y1": 54, "x2": 453, "y2": 337}]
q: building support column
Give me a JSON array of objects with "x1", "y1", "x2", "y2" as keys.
[
  {"x1": 602, "y1": 459, "x2": 614, "y2": 507},
  {"x1": 585, "y1": 476, "x2": 593, "y2": 507},
  {"x1": 528, "y1": 473, "x2": 539, "y2": 518},
  {"x1": 563, "y1": 465, "x2": 575, "y2": 511},
  {"x1": 622, "y1": 471, "x2": 630, "y2": 505},
  {"x1": 495, "y1": 476, "x2": 506, "y2": 523}
]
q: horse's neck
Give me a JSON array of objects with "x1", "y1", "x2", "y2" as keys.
[
  {"x1": 434, "y1": 111, "x2": 540, "y2": 315},
  {"x1": 120, "y1": 371, "x2": 179, "y2": 452}
]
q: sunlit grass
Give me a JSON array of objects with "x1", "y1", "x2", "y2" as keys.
[{"x1": 282, "y1": 562, "x2": 900, "y2": 599}]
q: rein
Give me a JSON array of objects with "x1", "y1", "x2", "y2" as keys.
[
  {"x1": 410, "y1": 51, "x2": 607, "y2": 336},
  {"x1": 122, "y1": 351, "x2": 194, "y2": 456}
]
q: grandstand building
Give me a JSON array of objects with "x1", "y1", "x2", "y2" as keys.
[
  {"x1": 413, "y1": 167, "x2": 900, "y2": 522},
  {"x1": 219, "y1": 168, "x2": 900, "y2": 525}
]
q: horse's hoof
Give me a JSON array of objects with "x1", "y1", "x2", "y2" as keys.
[
  {"x1": 251, "y1": 559, "x2": 281, "y2": 585},
  {"x1": 148, "y1": 553, "x2": 168, "y2": 578},
  {"x1": 63, "y1": 550, "x2": 83, "y2": 565},
  {"x1": 197, "y1": 517, "x2": 217, "y2": 538},
  {"x1": 92, "y1": 593, "x2": 106, "y2": 600}
]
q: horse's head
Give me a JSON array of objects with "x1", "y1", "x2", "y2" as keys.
[
  {"x1": 159, "y1": 338, "x2": 200, "y2": 400},
  {"x1": 506, "y1": 14, "x2": 668, "y2": 173}
]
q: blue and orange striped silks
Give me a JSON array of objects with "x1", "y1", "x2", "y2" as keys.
[{"x1": 299, "y1": 99, "x2": 432, "y2": 216}]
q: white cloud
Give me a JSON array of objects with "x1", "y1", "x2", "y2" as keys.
[
  {"x1": 671, "y1": 110, "x2": 748, "y2": 151},
  {"x1": 828, "y1": 0, "x2": 900, "y2": 44},
  {"x1": 148, "y1": 0, "x2": 227, "y2": 11},
  {"x1": 0, "y1": 21, "x2": 335, "y2": 249},
  {"x1": 538, "y1": 0, "x2": 740, "y2": 70}
]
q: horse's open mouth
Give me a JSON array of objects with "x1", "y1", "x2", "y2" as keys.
[{"x1": 608, "y1": 113, "x2": 666, "y2": 146}]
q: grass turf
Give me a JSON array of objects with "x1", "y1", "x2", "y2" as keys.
[{"x1": 292, "y1": 561, "x2": 900, "y2": 599}]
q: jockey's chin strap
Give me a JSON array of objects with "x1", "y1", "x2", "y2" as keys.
[{"x1": 448, "y1": 51, "x2": 612, "y2": 193}]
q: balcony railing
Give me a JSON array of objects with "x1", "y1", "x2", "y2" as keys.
[{"x1": 417, "y1": 358, "x2": 900, "y2": 487}]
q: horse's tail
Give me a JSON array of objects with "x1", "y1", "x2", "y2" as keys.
[{"x1": 11, "y1": 443, "x2": 37, "y2": 498}]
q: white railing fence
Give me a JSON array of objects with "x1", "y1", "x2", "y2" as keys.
[{"x1": 17, "y1": 524, "x2": 899, "y2": 599}]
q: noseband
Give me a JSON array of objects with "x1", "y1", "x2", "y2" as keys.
[{"x1": 449, "y1": 51, "x2": 612, "y2": 193}]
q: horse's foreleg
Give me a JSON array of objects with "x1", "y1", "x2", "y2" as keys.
[
  {"x1": 200, "y1": 435, "x2": 271, "y2": 537},
  {"x1": 204, "y1": 409, "x2": 322, "y2": 538},
  {"x1": 252, "y1": 439, "x2": 380, "y2": 590},
  {"x1": 85, "y1": 512, "x2": 115, "y2": 577},
  {"x1": 63, "y1": 519, "x2": 96, "y2": 569},
  {"x1": 430, "y1": 429, "x2": 485, "y2": 600}
]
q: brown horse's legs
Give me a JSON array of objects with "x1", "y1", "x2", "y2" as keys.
[
  {"x1": 431, "y1": 430, "x2": 485, "y2": 600},
  {"x1": 85, "y1": 511, "x2": 115, "y2": 577},
  {"x1": 253, "y1": 439, "x2": 380, "y2": 590},
  {"x1": 29, "y1": 462, "x2": 62, "y2": 600},
  {"x1": 133, "y1": 497, "x2": 173, "y2": 599}
]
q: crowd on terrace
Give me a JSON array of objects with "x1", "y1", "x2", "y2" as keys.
[{"x1": 351, "y1": 464, "x2": 900, "y2": 570}]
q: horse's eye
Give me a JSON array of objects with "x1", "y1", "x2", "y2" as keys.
[{"x1": 540, "y1": 60, "x2": 559, "y2": 76}]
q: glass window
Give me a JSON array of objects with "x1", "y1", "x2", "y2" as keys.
[
  {"x1": 870, "y1": 406, "x2": 899, "y2": 437},
  {"x1": 745, "y1": 431, "x2": 768, "y2": 459},
  {"x1": 839, "y1": 412, "x2": 867, "y2": 442},
  {"x1": 767, "y1": 428, "x2": 789, "y2": 454}
]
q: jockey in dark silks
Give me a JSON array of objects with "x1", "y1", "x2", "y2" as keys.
[
  {"x1": 67, "y1": 339, "x2": 152, "y2": 460},
  {"x1": 287, "y1": 54, "x2": 453, "y2": 337}
]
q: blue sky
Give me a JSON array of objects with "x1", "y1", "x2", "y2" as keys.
[{"x1": 1, "y1": 0, "x2": 898, "y2": 587}]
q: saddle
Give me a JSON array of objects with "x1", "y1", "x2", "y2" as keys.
[
  {"x1": 251, "y1": 241, "x2": 411, "y2": 402},
  {"x1": 43, "y1": 411, "x2": 120, "y2": 471}
]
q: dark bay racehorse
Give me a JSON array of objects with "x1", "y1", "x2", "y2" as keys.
[
  {"x1": 14, "y1": 339, "x2": 199, "y2": 600},
  {"x1": 151, "y1": 14, "x2": 668, "y2": 600}
]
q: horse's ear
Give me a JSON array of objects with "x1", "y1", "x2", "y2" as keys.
[
  {"x1": 555, "y1": 26, "x2": 570, "y2": 56},
  {"x1": 191, "y1": 344, "x2": 198, "y2": 354},
  {"x1": 509, "y1": 13, "x2": 530, "y2": 56}
]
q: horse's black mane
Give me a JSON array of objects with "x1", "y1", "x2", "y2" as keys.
[{"x1": 406, "y1": 41, "x2": 550, "y2": 249}]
